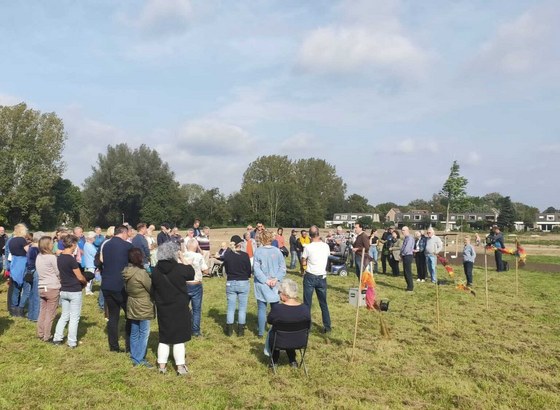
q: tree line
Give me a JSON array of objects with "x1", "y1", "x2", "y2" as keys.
[{"x1": 0, "y1": 103, "x2": 549, "y2": 231}]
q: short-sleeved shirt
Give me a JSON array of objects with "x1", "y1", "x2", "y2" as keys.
[
  {"x1": 302, "y1": 241, "x2": 330, "y2": 276},
  {"x1": 58, "y1": 253, "x2": 82, "y2": 292},
  {"x1": 8, "y1": 237, "x2": 28, "y2": 257}
]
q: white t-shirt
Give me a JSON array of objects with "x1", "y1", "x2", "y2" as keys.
[
  {"x1": 302, "y1": 241, "x2": 330, "y2": 275},
  {"x1": 183, "y1": 251, "x2": 208, "y2": 281}
]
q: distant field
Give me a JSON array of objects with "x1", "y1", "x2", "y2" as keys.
[{"x1": 0, "y1": 260, "x2": 558, "y2": 409}]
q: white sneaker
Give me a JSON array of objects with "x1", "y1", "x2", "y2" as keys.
[
  {"x1": 416, "y1": 279, "x2": 421, "y2": 282},
  {"x1": 421, "y1": 279, "x2": 426, "y2": 282},
  {"x1": 176, "y1": 365, "x2": 189, "y2": 376}
]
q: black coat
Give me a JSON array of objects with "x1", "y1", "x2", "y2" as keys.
[{"x1": 152, "y1": 260, "x2": 195, "y2": 344}]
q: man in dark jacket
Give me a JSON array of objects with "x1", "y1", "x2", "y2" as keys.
[
  {"x1": 491, "y1": 225, "x2": 505, "y2": 272},
  {"x1": 132, "y1": 223, "x2": 151, "y2": 269},
  {"x1": 101, "y1": 225, "x2": 133, "y2": 352}
]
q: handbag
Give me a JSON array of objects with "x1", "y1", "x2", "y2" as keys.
[{"x1": 24, "y1": 269, "x2": 35, "y2": 284}]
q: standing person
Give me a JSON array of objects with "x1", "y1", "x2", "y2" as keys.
[
  {"x1": 0, "y1": 226, "x2": 7, "y2": 273},
  {"x1": 475, "y1": 233, "x2": 481, "y2": 247},
  {"x1": 463, "y1": 235, "x2": 476, "y2": 286},
  {"x1": 490, "y1": 225, "x2": 505, "y2": 272},
  {"x1": 122, "y1": 248, "x2": 155, "y2": 367},
  {"x1": 221, "y1": 235, "x2": 252, "y2": 336},
  {"x1": 296, "y1": 230, "x2": 310, "y2": 274},
  {"x1": 400, "y1": 226, "x2": 415, "y2": 292},
  {"x1": 132, "y1": 223, "x2": 151, "y2": 271},
  {"x1": 425, "y1": 227, "x2": 443, "y2": 283},
  {"x1": 26, "y1": 231, "x2": 43, "y2": 322},
  {"x1": 380, "y1": 227, "x2": 394, "y2": 274},
  {"x1": 389, "y1": 230, "x2": 402, "y2": 276},
  {"x1": 35, "y1": 236, "x2": 61, "y2": 342},
  {"x1": 352, "y1": 222, "x2": 370, "y2": 279},
  {"x1": 275, "y1": 228, "x2": 288, "y2": 256},
  {"x1": 101, "y1": 225, "x2": 133, "y2": 352},
  {"x1": 93, "y1": 226, "x2": 105, "y2": 249},
  {"x1": 151, "y1": 242, "x2": 195, "y2": 375},
  {"x1": 52, "y1": 235, "x2": 87, "y2": 348},
  {"x1": 253, "y1": 230, "x2": 286, "y2": 338},
  {"x1": 368, "y1": 229, "x2": 379, "y2": 273},
  {"x1": 302, "y1": 226, "x2": 332, "y2": 334},
  {"x1": 157, "y1": 223, "x2": 171, "y2": 246},
  {"x1": 288, "y1": 229, "x2": 298, "y2": 270},
  {"x1": 8, "y1": 223, "x2": 30, "y2": 317},
  {"x1": 83, "y1": 231, "x2": 98, "y2": 296},
  {"x1": 414, "y1": 231, "x2": 427, "y2": 282},
  {"x1": 241, "y1": 231, "x2": 257, "y2": 266},
  {"x1": 266, "y1": 279, "x2": 311, "y2": 368},
  {"x1": 183, "y1": 239, "x2": 208, "y2": 337},
  {"x1": 192, "y1": 219, "x2": 202, "y2": 238}
]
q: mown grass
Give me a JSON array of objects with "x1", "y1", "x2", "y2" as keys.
[{"x1": 0, "y1": 263, "x2": 559, "y2": 410}]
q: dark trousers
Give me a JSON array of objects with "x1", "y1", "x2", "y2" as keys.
[
  {"x1": 381, "y1": 253, "x2": 389, "y2": 273},
  {"x1": 103, "y1": 289, "x2": 131, "y2": 352},
  {"x1": 463, "y1": 261, "x2": 474, "y2": 285},
  {"x1": 494, "y1": 251, "x2": 504, "y2": 272},
  {"x1": 389, "y1": 257, "x2": 400, "y2": 276},
  {"x1": 402, "y1": 255, "x2": 414, "y2": 291},
  {"x1": 272, "y1": 348, "x2": 296, "y2": 364},
  {"x1": 415, "y1": 252, "x2": 427, "y2": 280}
]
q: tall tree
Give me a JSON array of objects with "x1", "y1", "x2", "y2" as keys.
[
  {"x1": 440, "y1": 160, "x2": 468, "y2": 231},
  {"x1": 82, "y1": 144, "x2": 183, "y2": 226},
  {"x1": 543, "y1": 206, "x2": 557, "y2": 213},
  {"x1": 375, "y1": 202, "x2": 399, "y2": 217},
  {"x1": 0, "y1": 103, "x2": 66, "y2": 228},
  {"x1": 41, "y1": 178, "x2": 82, "y2": 229},
  {"x1": 497, "y1": 196, "x2": 517, "y2": 231},
  {"x1": 344, "y1": 194, "x2": 373, "y2": 213}
]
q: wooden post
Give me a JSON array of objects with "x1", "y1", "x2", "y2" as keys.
[
  {"x1": 515, "y1": 239, "x2": 519, "y2": 297},
  {"x1": 351, "y1": 249, "x2": 365, "y2": 363},
  {"x1": 484, "y1": 246, "x2": 489, "y2": 309},
  {"x1": 435, "y1": 279, "x2": 441, "y2": 332}
]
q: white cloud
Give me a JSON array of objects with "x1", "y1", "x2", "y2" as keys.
[
  {"x1": 465, "y1": 151, "x2": 481, "y2": 165},
  {"x1": 279, "y1": 132, "x2": 317, "y2": 154},
  {"x1": 383, "y1": 138, "x2": 440, "y2": 155},
  {"x1": 176, "y1": 119, "x2": 253, "y2": 156},
  {"x1": 120, "y1": 0, "x2": 193, "y2": 37},
  {"x1": 470, "y1": 3, "x2": 560, "y2": 77}
]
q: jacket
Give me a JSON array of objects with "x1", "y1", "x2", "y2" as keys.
[
  {"x1": 122, "y1": 264, "x2": 155, "y2": 320},
  {"x1": 389, "y1": 238, "x2": 403, "y2": 261}
]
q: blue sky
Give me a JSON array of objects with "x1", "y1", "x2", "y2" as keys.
[{"x1": 1, "y1": 0, "x2": 559, "y2": 211}]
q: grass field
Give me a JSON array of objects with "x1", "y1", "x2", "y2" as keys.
[{"x1": 0, "y1": 263, "x2": 559, "y2": 409}]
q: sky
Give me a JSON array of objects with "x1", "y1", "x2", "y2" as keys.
[{"x1": 1, "y1": 0, "x2": 559, "y2": 211}]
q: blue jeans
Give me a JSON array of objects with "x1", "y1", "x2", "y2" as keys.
[
  {"x1": 226, "y1": 280, "x2": 250, "y2": 325},
  {"x1": 27, "y1": 270, "x2": 40, "y2": 321},
  {"x1": 354, "y1": 253, "x2": 364, "y2": 279},
  {"x1": 130, "y1": 319, "x2": 150, "y2": 365},
  {"x1": 54, "y1": 291, "x2": 83, "y2": 347},
  {"x1": 11, "y1": 281, "x2": 31, "y2": 309},
  {"x1": 289, "y1": 251, "x2": 297, "y2": 269},
  {"x1": 187, "y1": 283, "x2": 203, "y2": 335},
  {"x1": 95, "y1": 273, "x2": 104, "y2": 309},
  {"x1": 368, "y1": 247, "x2": 378, "y2": 273},
  {"x1": 257, "y1": 299, "x2": 277, "y2": 337},
  {"x1": 426, "y1": 254, "x2": 437, "y2": 283},
  {"x1": 303, "y1": 274, "x2": 331, "y2": 331}
]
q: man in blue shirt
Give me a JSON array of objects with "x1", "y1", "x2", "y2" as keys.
[
  {"x1": 132, "y1": 223, "x2": 150, "y2": 270},
  {"x1": 400, "y1": 226, "x2": 415, "y2": 292}
]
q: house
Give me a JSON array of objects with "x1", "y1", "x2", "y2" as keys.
[
  {"x1": 385, "y1": 208, "x2": 401, "y2": 223},
  {"x1": 386, "y1": 209, "x2": 498, "y2": 230},
  {"x1": 446, "y1": 212, "x2": 498, "y2": 229},
  {"x1": 535, "y1": 213, "x2": 560, "y2": 232},
  {"x1": 325, "y1": 212, "x2": 380, "y2": 228}
]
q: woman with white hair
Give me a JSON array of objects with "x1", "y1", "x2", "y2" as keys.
[
  {"x1": 253, "y1": 229, "x2": 286, "y2": 338},
  {"x1": 266, "y1": 278, "x2": 311, "y2": 368},
  {"x1": 151, "y1": 242, "x2": 195, "y2": 375}
]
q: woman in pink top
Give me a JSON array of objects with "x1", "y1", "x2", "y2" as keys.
[{"x1": 35, "y1": 236, "x2": 61, "y2": 342}]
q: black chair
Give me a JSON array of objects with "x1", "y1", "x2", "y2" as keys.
[{"x1": 269, "y1": 319, "x2": 311, "y2": 376}]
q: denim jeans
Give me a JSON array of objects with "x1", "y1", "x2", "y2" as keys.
[
  {"x1": 27, "y1": 270, "x2": 40, "y2": 321},
  {"x1": 368, "y1": 247, "x2": 379, "y2": 273},
  {"x1": 289, "y1": 251, "x2": 297, "y2": 269},
  {"x1": 11, "y1": 281, "x2": 28, "y2": 309},
  {"x1": 426, "y1": 254, "x2": 437, "y2": 283},
  {"x1": 257, "y1": 299, "x2": 277, "y2": 337},
  {"x1": 187, "y1": 283, "x2": 203, "y2": 335},
  {"x1": 463, "y1": 261, "x2": 474, "y2": 285},
  {"x1": 54, "y1": 291, "x2": 83, "y2": 347},
  {"x1": 303, "y1": 274, "x2": 331, "y2": 331},
  {"x1": 226, "y1": 280, "x2": 250, "y2": 325},
  {"x1": 130, "y1": 319, "x2": 150, "y2": 365},
  {"x1": 354, "y1": 253, "x2": 364, "y2": 279}
]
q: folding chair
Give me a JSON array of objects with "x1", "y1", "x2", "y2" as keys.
[
  {"x1": 269, "y1": 319, "x2": 311, "y2": 376},
  {"x1": 209, "y1": 261, "x2": 224, "y2": 277}
]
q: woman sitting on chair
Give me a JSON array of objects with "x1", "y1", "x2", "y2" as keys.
[{"x1": 266, "y1": 279, "x2": 311, "y2": 368}]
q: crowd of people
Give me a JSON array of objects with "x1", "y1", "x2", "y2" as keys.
[{"x1": 1, "y1": 219, "x2": 499, "y2": 373}]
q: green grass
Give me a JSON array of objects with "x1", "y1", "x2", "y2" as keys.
[
  {"x1": 522, "y1": 255, "x2": 560, "y2": 265},
  {"x1": 1, "y1": 265, "x2": 559, "y2": 410}
]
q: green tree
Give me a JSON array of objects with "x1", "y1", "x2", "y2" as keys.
[
  {"x1": 344, "y1": 194, "x2": 373, "y2": 213},
  {"x1": 514, "y1": 202, "x2": 539, "y2": 227},
  {"x1": 0, "y1": 103, "x2": 66, "y2": 228},
  {"x1": 440, "y1": 160, "x2": 468, "y2": 231},
  {"x1": 356, "y1": 216, "x2": 373, "y2": 229},
  {"x1": 191, "y1": 188, "x2": 230, "y2": 227},
  {"x1": 375, "y1": 202, "x2": 399, "y2": 217},
  {"x1": 41, "y1": 178, "x2": 82, "y2": 229},
  {"x1": 82, "y1": 144, "x2": 183, "y2": 226},
  {"x1": 497, "y1": 196, "x2": 517, "y2": 231},
  {"x1": 407, "y1": 198, "x2": 431, "y2": 210},
  {"x1": 543, "y1": 206, "x2": 557, "y2": 213}
]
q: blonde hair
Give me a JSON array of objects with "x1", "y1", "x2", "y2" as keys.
[
  {"x1": 13, "y1": 223, "x2": 28, "y2": 238},
  {"x1": 259, "y1": 229, "x2": 274, "y2": 245},
  {"x1": 106, "y1": 226, "x2": 115, "y2": 238}
]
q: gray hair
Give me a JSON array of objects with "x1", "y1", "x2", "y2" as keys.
[
  {"x1": 157, "y1": 242, "x2": 179, "y2": 261},
  {"x1": 85, "y1": 231, "x2": 96, "y2": 240},
  {"x1": 186, "y1": 238, "x2": 198, "y2": 250},
  {"x1": 278, "y1": 278, "x2": 298, "y2": 299},
  {"x1": 33, "y1": 231, "x2": 45, "y2": 242}
]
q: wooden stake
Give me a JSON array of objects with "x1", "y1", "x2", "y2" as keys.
[
  {"x1": 484, "y1": 246, "x2": 489, "y2": 309},
  {"x1": 351, "y1": 249, "x2": 365, "y2": 363},
  {"x1": 515, "y1": 239, "x2": 519, "y2": 297}
]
